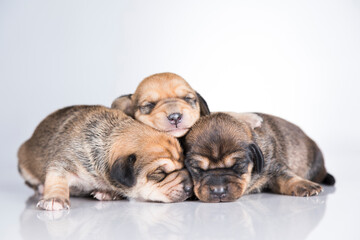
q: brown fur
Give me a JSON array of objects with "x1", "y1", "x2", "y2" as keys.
[
  {"x1": 111, "y1": 72, "x2": 210, "y2": 137},
  {"x1": 18, "y1": 105, "x2": 192, "y2": 210},
  {"x1": 111, "y1": 73, "x2": 265, "y2": 138},
  {"x1": 184, "y1": 113, "x2": 334, "y2": 203}
]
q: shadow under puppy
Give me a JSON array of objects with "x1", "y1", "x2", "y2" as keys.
[
  {"x1": 184, "y1": 113, "x2": 335, "y2": 203},
  {"x1": 18, "y1": 105, "x2": 192, "y2": 211}
]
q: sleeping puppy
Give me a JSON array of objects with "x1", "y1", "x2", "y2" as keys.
[
  {"x1": 111, "y1": 72, "x2": 263, "y2": 137},
  {"x1": 111, "y1": 72, "x2": 210, "y2": 137},
  {"x1": 18, "y1": 105, "x2": 192, "y2": 210},
  {"x1": 184, "y1": 113, "x2": 335, "y2": 203}
]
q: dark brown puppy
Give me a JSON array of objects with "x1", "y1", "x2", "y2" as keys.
[
  {"x1": 184, "y1": 113, "x2": 335, "y2": 203},
  {"x1": 111, "y1": 72, "x2": 210, "y2": 137},
  {"x1": 18, "y1": 105, "x2": 192, "y2": 210}
]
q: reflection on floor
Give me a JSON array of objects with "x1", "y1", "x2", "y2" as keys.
[{"x1": 18, "y1": 187, "x2": 335, "y2": 240}]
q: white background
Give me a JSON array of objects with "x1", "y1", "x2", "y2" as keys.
[{"x1": 0, "y1": 1, "x2": 359, "y2": 239}]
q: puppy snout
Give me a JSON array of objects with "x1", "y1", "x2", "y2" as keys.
[
  {"x1": 182, "y1": 174, "x2": 193, "y2": 197},
  {"x1": 184, "y1": 184, "x2": 193, "y2": 197},
  {"x1": 210, "y1": 185, "x2": 228, "y2": 198},
  {"x1": 167, "y1": 113, "x2": 182, "y2": 126}
]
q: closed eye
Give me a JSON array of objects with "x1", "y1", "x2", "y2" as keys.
[
  {"x1": 183, "y1": 95, "x2": 197, "y2": 106},
  {"x1": 139, "y1": 102, "x2": 155, "y2": 114},
  {"x1": 147, "y1": 168, "x2": 166, "y2": 182},
  {"x1": 154, "y1": 168, "x2": 166, "y2": 175},
  {"x1": 232, "y1": 158, "x2": 251, "y2": 172},
  {"x1": 185, "y1": 161, "x2": 204, "y2": 175}
]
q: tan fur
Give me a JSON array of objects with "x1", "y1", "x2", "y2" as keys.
[
  {"x1": 112, "y1": 73, "x2": 264, "y2": 138},
  {"x1": 112, "y1": 73, "x2": 204, "y2": 137},
  {"x1": 18, "y1": 105, "x2": 192, "y2": 210}
]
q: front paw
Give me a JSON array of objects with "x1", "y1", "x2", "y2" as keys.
[
  {"x1": 36, "y1": 197, "x2": 70, "y2": 211},
  {"x1": 289, "y1": 180, "x2": 323, "y2": 197},
  {"x1": 91, "y1": 191, "x2": 123, "y2": 201}
]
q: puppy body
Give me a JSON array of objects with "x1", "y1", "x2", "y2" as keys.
[
  {"x1": 112, "y1": 72, "x2": 264, "y2": 138},
  {"x1": 18, "y1": 105, "x2": 192, "y2": 210},
  {"x1": 184, "y1": 113, "x2": 335, "y2": 202}
]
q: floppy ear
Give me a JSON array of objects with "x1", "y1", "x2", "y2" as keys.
[
  {"x1": 248, "y1": 143, "x2": 264, "y2": 173},
  {"x1": 111, "y1": 94, "x2": 134, "y2": 117},
  {"x1": 196, "y1": 92, "x2": 210, "y2": 116},
  {"x1": 110, "y1": 154, "x2": 137, "y2": 188}
]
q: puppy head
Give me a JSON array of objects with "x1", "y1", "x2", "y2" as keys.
[
  {"x1": 184, "y1": 113, "x2": 264, "y2": 203},
  {"x1": 111, "y1": 72, "x2": 210, "y2": 137},
  {"x1": 109, "y1": 127, "x2": 193, "y2": 202}
]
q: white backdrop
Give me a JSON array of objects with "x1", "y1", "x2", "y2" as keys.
[{"x1": 1, "y1": 0, "x2": 359, "y2": 182}]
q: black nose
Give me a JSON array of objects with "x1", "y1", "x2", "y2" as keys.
[
  {"x1": 210, "y1": 185, "x2": 227, "y2": 198},
  {"x1": 167, "y1": 113, "x2": 182, "y2": 126},
  {"x1": 184, "y1": 185, "x2": 193, "y2": 197}
]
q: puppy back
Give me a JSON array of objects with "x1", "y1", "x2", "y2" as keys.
[
  {"x1": 18, "y1": 105, "x2": 130, "y2": 181},
  {"x1": 254, "y1": 113, "x2": 327, "y2": 181}
]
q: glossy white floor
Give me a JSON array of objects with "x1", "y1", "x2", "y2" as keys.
[{"x1": 1, "y1": 151, "x2": 358, "y2": 240}]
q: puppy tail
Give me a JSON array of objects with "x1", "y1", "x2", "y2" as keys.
[{"x1": 322, "y1": 173, "x2": 336, "y2": 185}]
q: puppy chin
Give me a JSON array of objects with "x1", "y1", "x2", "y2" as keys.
[
  {"x1": 166, "y1": 128, "x2": 190, "y2": 137},
  {"x1": 131, "y1": 182, "x2": 191, "y2": 203},
  {"x1": 195, "y1": 184, "x2": 245, "y2": 203},
  {"x1": 197, "y1": 192, "x2": 243, "y2": 203}
]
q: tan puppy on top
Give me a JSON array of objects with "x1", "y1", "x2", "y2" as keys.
[{"x1": 112, "y1": 72, "x2": 262, "y2": 137}]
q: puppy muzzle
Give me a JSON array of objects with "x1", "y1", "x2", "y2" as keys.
[
  {"x1": 205, "y1": 176, "x2": 230, "y2": 202},
  {"x1": 167, "y1": 112, "x2": 182, "y2": 127},
  {"x1": 196, "y1": 173, "x2": 243, "y2": 203}
]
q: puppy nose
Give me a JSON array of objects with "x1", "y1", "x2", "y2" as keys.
[
  {"x1": 167, "y1": 113, "x2": 182, "y2": 126},
  {"x1": 184, "y1": 185, "x2": 193, "y2": 197},
  {"x1": 210, "y1": 185, "x2": 227, "y2": 198}
]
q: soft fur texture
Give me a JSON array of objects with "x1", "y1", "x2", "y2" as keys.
[
  {"x1": 184, "y1": 113, "x2": 335, "y2": 203},
  {"x1": 111, "y1": 73, "x2": 264, "y2": 139},
  {"x1": 111, "y1": 72, "x2": 210, "y2": 137},
  {"x1": 18, "y1": 105, "x2": 193, "y2": 210}
]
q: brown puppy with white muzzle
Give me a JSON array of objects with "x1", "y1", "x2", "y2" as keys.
[
  {"x1": 111, "y1": 72, "x2": 210, "y2": 137},
  {"x1": 18, "y1": 105, "x2": 192, "y2": 210},
  {"x1": 184, "y1": 113, "x2": 335, "y2": 203}
]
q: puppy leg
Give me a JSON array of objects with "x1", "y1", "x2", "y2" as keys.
[
  {"x1": 270, "y1": 170, "x2": 323, "y2": 197},
  {"x1": 37, "y1": 171, "x2": 70, "y2": 211}
]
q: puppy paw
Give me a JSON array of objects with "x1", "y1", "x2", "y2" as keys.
[
  {"x1": 289, "y1": 180, "x2": 323, "y2": 197},
  {"x1": 91, "y1": 191, "x2": 123, "y2": 201},
  {"x1": 37, "y1": 197, "x2": 70, "y2": 211}
]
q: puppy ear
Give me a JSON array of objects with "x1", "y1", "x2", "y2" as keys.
[
  {"x1": 249, "y1": 143, "x2": 264, "y2": 173},
  {"x1": 196, "y1": 92, "x2": 210, "y2": 116},
  {"x1": 110, "y1": 154, "x2": 137, "y2": 187},
  {"x1": 111, "y1": 94, "x2": 134, "y2": 117}
]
